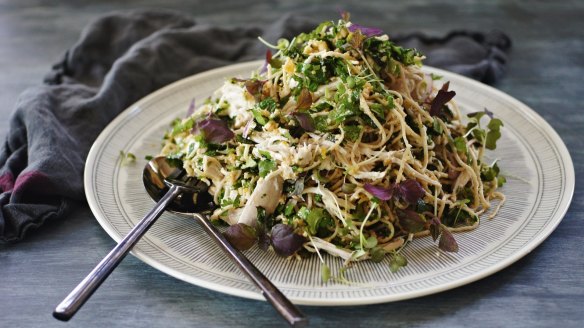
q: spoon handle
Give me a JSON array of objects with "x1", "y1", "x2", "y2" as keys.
[
  {"x1": 193, "y1": 213, "x2": 308, "y2": 327},
  {"x1": 53, "y1": 185, "x2": 183, "y2": 321}
]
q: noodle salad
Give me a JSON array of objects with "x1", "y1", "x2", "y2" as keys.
[{"x1": 160, "y1": 15, "x2": 506, "y2": 279}]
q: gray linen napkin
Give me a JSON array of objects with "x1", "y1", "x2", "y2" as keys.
[{"x1": 0, "y1": 10, "x2": 511, "y2": 242}]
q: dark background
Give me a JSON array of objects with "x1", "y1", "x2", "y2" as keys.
[{"x1": 1, "y1": 1, "x2": 582, "y2": 327}]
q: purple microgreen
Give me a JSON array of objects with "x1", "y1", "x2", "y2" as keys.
[
  {"x1": 223, "y1": 223, "x2": 257, "y2": 251},
  {"x1": 339, "y1": 9, "x2": 350, "y2": 21},
  {"x1": 397, "y1": 209, "x2": 426, "y2": 233},
  {"x1": 347, "y1": 23, "x2": 384, "y2": 37},
  {"x1": 260, "y1": 49, "x2": 272, "y2": 74},
  {"x1": 395, "y1": 179, "x2": 425, "y2": 204},
  {"x1": 257, "y1": 227, "x2": 271, "y2": 251},
  {"x1": 348, "y1": 28, "x2": 365, "y2": 49},
  {"x1": 430, "y1": 81, "x2": 456, "y2": 117},
  {"x1": 244, "y1": 79, "x2": 265, "y2": 97},
  {"x1": 429, "y1": 217, "x2": 441, "y2": 241},
  {"x1": 364, "y1": 183, "x2": 393, "y2": 201},
  {"x1": 186, "y1": 99, "x2": 195, "y2": 117},
  {"x1": 438, "y1": 225, "x2": 459, "y2": 252},
  {"x1": 193, "y1": 118, "x2": 235, "y2": 144},
  {"x1": 484, "y1": 107, "x2": 494, "y2": 119},
  {"x1": 293, "y1": 112, "x2": 315, "y2": 132},
  {"x1": 296, "y1": 88, "x2": 313, "y2": 110},
  {"x1": 270, "y1": 224, "x2": 307, "y2": 257}
]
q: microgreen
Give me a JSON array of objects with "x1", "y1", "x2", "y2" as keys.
[
  {"x1": 389, "y1": 252, "x2": 408, "y2": 273},
  {"x1": 192, "y1": 118, "x2": 235, "y2": 144},
  {"x1": 430, "y1": 82, "x2": 456, "y2": 117},
  {"x1": 438, "y1": 225, "x2": 459, "y2": 252},
  {"x1": 364, "y1": 183, "x2": 393, "y2": 200},
  {"x1": 251, "y1": 108, "x2": 267, "y2": 125},
  {"x1": 397, "y1": 209, "x2": 426, "y2": 233},
  {"x1": 293, "y1": 112, "x2": 316, "y2": 132},
  {"x1": 270, "y1": 224, "x2": 307, "y2": 257},
  {"x1": 466, "y1": 109, "x2": 504, "y2": 150},
  {"x1": 347, "y1": 23, "x2": 383, "y2": 37}
]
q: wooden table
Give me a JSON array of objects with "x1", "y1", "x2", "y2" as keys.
[{"x1": 1, "y1": 1, "x2": 582, "y2": 327}]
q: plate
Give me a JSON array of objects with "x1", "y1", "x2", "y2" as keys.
[{"x1": 85, "y1": 60, "x2": 574, "y2": 305}]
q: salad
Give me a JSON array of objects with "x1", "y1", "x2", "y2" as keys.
[{"x1": 160, "y1": 14, "x2": 505, "y2": 278}]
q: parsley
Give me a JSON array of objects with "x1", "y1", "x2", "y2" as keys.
[
  {"x1": 258, "y1": 97, "x2": 277, "y2": 112},
  {"x1": 171, "y1": 117, "x2": 194, "y2": 136},
  {"x1": 258, "y1": 159, "x2": 276, "y2": 177},
  {"x1": 298, "y1": 206, "x2": 333, "y2": 235},
  {"x1": 343, "y1": 125, "x2": 362, "y2": 141}
]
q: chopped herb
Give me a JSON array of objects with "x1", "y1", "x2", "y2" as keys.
[
  {"x1": 430, "y1": 73, "x2": 443, "y2": 80},
  {"x1": 119, "y1": 151, "x2": 136, "y2": 166},
  {"x1": 258, "y1": 159, "x2": 276, "y2": 178},
  {"x1": 321, "y1": 263, "x2": 331, "y2": 283}
]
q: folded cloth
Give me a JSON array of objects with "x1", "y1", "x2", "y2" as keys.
[{"x1": 0, "y1": 10, "x2": 511, "y2": 242}]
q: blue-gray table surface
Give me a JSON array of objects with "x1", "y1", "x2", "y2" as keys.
[{"x1": 1, "y1": 1, "x2": 582, "y2": 327}]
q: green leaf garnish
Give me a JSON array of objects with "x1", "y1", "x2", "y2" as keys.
[
  {"x1": 389, "y1": 253, "x2": 408, "y2": 273},
  {"x1": 343, "y1": 125, "x2": 362, "y2": 142},
  {"x1": 119, "y1": 151, "x2": 136, "y2": 166},
  {"x1": 258, "y1": 159, "x2": 276, "y2": 178},
  {"x1": 453, "y1": 136, "x2": 467, "y2": 153},
  {"x1": 321, "y1": 263, "x2": 331, "y2": 283},
  {"x1": 251, "y1": 108, "x2": 267, "y2": 125},
  {"x1": 485, "y1": 118, "x2": 503, "y2": 150}
]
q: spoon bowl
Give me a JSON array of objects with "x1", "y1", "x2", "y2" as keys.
[{"x1": 142, "y1": 156, "x2": 214, "y2": 214}]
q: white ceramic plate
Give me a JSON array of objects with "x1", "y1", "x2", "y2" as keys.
[{"x1": 85, "y1": 61, "x2": 574, "y2": 305}]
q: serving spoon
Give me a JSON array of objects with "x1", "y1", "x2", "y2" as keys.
[{"x1": 53, "y1": 156, "x2": 308, "y2": 327}]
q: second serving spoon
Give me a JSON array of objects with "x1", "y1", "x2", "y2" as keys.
[{"x1": 53, "y1": 156, "x2": 307, "y2": 327}]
